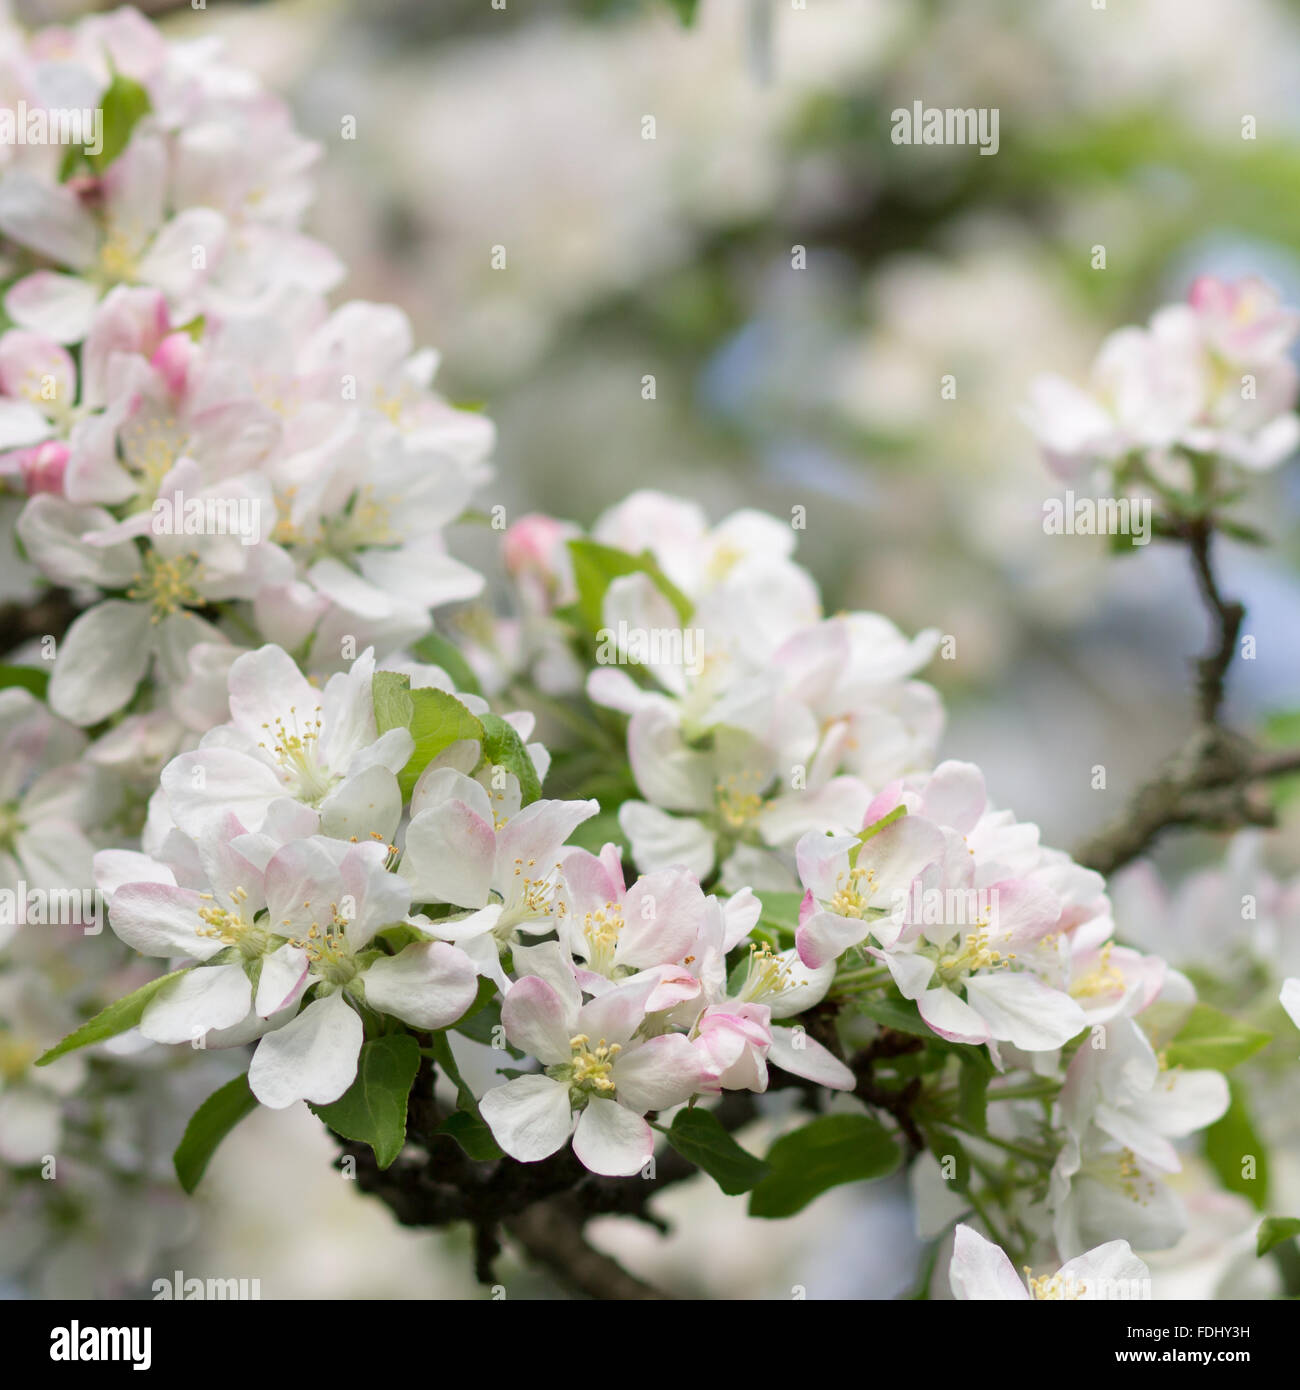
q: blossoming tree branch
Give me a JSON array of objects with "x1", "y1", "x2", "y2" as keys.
[{"x1": 1, "y1": 5, "x2": 1298, "y2": 1302}]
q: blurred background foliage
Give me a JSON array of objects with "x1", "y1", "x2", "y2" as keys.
[{"x1": 8, "y1": 0, "x2": 1300, "y2": 1298}]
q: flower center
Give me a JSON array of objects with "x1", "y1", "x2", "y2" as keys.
[
  {"x1": 715, "y1": 774, "x2": 762, "y2": 831},
  {"x1": 195, "y1": 886, "x2": 266, "y2": 960},
  {"x1": 549, "y1": 1033, "x2": 620, "y2": 1102},
  {"x1": 1026, "y1": 1269, "x2": 1083, "y2": 1301},
  {"x1": 738, "y1": 941, "x2": 794, "y2": 1004},
  {"x1": 935, "y1": 922, "x2": 1014, "y2": 982},
  {"x1": 1070, "y1": 940, "x2": 1125, "y2": 999},
  {"x1": 257, "y1": 705, "x2": 337, "y2": 805},
  {"x1": 581, "y1": 902, "x2": 625, "y2": 974},
  {"x1": 827, "y1": 866, "x2": 874, "y2": 918},
  {"x1": 286, "y1": 900, "x2": 358, "y2": 985},
  {"x1": 128, "y1": 550, "x2": 202, "y2": 620},
  {"x1": 503, "y1": 857, "x2": 561, "y2": 927}
]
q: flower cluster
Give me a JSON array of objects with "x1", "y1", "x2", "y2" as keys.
[
  {"x1": 1024, "y1": 275, "x2": 1300, "y2": 488},
  {"x1": 0, "y1": 3, "x2": 1293, "y2": 1302}
]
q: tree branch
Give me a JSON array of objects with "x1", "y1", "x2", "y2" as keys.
[{"x1": 1075, "y1": 515, "x2": 1296, "y2": 877}]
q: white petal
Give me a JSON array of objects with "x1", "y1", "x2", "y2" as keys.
[
  {"x1": 248, "y1": 991, "x2": 363, "y2": 1109},
  {"x1": 572, "y1": 1097, "x2": 653, "y2": 1176},
  {"x1": 363, "y1": 941, "x2": 478, "y2": 1029},
  {"x1": 139, "y1": 963, "x2": 252, "y2": 1044},
  {"x1": 479, "y1": 1074, "x2": 573, "y2": 1162},
  {"x1": 48, "y1": 601, "x2": 152, "y2": 725},
  {"x1": 948, "y1": 1223, "x2": 1030, "y2": 1300}
]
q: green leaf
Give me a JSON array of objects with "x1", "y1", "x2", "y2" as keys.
[
  {"x1": 1257, "y1": 1216, "x2": 1300, "y2": 1257},
  {"x1": 665, "y1": 1107, "x2": 769, "y2": 1195},
  {"x1": 479, "y1": 712, "x2": 542, "y2": 805},
  {"x1": 1165, "y1": 1004, "x2": 1270, "y2": 1071},
  {"x1": 88, "y1": 72, "x2": 152, "y2": 173},
  {"x1": 1205, "y1": 1079, "x2": 1269, "y2": 1210},
  {"x1": 565, "y1": 538, "x2": 692, "y2": 634},
  {"x1": 753, "y1": 890, "x2": 804, "y2": 935},
  {"x1": 749, "y1": 1112, "x2": 900, "y2": 1218},
  {"x1": 372, "y1": 669, "x2": 414, "y2": 735},
  {"x1": 0, "y1": 664, "x2": 49, "y2": 698},
  {"x1": 173, "y1": 1075, "x2": 259, "y2": 1194},
  {"x1": 436, "y1": 1108, "x2": 503, "y2": 1161},
  {"x1": 403, "y1": 688, "x2": 484, "y2": 801},
  {"x1": 426, "y1": 1029, "x2": 504, "y2": 1159},
  {"x1": 859, "y1": 995, "x2": 930, "y2": 1037},
  {"x1": 956, "y1": 1050, "x2": 993, "y2": 1134},
  {"x1": 856, "y1": 803, "x2": 906, "y2": 846},
  {"x1": 411, "y1": 631, "x2": 482, "y2": 696},
  {"x1": 310, "y1": 1033, "x2": 420, "y2": 1169},
  {"x1": 665, "y1": 0, "x2": 700, "y2": 23},
  {"x1": 36, "y1": 967, "x2": 190, "y2": 1065}
]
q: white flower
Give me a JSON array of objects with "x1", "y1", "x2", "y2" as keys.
[{"x1": 949, "y1": 1222, "x2": 1149, "y2": 1300}]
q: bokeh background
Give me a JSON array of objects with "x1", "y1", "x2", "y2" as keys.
[{"x1": 7, "y1": 0, "x2": 1300, "y2": 1298}]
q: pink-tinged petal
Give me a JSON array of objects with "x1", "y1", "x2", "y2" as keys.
[
  {"x1": 985, "y1": 878, "x2": 1063, "y2": 948},
  {"x1": 363, "y1": 941, "x2": 478, "y2": 1029},
  {"x1": 796, "y1": 908, "x2": 868, "y2": 970},
  {"x1": 495, "y1": 798, "x2": 599, "y2": 885},
  {"x1": 572, "y1": 1097, "x2": 653, "y2": 1176},
  {"x1": 919, "y1": 761, "x2": 987, "y2": 833},
  {"x1": 576, "y1": 972, "x2": 658, "y2": 1047},
  {"x1": 860, "y1": 814, "x2": 947, "y2": 900},
  {"x1": 248, "y1": 991, "x2": 363, "y2": 1109},
  {"x1": 139, "y1": 963, "x2": 251, "y2": 1044},
  {"x1": 509, "y1": 940, "x2": 583, "y2": 1015},
  {"x1": 618, "y1": 869, "x2": 706, "y2": 969},
  {"x1": 255, "y1": 943, "x2": 310, "y2": 1017},
  {"x1": 644, "y1": 965, "x2": 702, "y2": 1013},
  {"x1": 109, "y1": 881, "x2": 215, "y2": 959},
  {"x1": 964, "y1": 972, "x2": 1087, "y2": 1051},
  {"x1": 501, "y1": 975, "x2": 577, "y2": 1065},
  {"x1": 767, "y1": 1026, "x2": 854, "y2": 1089},
  {"x1": 918, "y1": 984, "x2": 990, "y2": 1044},
  {"x1": 479, "y1": 1074, "x2": 574, "y2": 1162},
  {"x1": 400, "y1": 800, "x2": 496, "y2": 907},
  {"x1": 861, "y1": 780, "x2": 906, "y2": 827},
  {"x1": 949, "y1": 1223, "x2": 1030, "y2": 1300},
  {"x1": 610, "y1": 1033, "x2": 709, "y2": 1114},
  {"x1": 557, "y1": 846, "x2": 624, "y2": 920}
]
